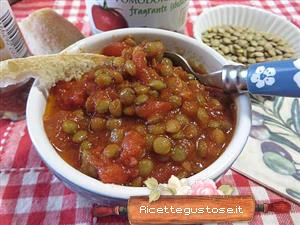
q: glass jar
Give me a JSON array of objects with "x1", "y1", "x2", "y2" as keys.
[{"x1": 0, "y1": 0, "x2": 32, "y2": 120}]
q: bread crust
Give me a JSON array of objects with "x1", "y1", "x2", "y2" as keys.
[{"x1": 0, "y1": 53, "x2": 113, "y2": 88}]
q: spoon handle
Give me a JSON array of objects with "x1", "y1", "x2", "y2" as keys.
[{"x1": 246, "y1": 59, "x2": 300, "y2": 97}]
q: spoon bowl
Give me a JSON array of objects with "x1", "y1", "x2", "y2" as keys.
[{"x1": 164, "y1": 51, "x2": 225, "y2": 89}]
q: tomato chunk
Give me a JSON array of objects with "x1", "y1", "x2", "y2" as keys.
[
  {"x1": 136, "y1": 101, "x2": 173, "y2": 119},
  {"x1": 121, "y1": 131, "x2": 146, "y2": 167},
  {"x1": 98, "y1": 164, "x2": 128, "y2": 184},
  {"x1": 54, "y1": 81, "x2": 86, "y2": 110},
  {"x1": 132, "y1": 47, "x2": 147, "y2": 71},
  {"x1": 139, "y1": 68, "x2": 162, "y2": 84},
  {"x1": 102, "y1": 41, "x2": 129, "y2": 56},
  {"x1": 153, "y1": 162, "x2": 180, "y2": 184},
  {"x1": 182, "y1": 101, "x2": 199, "y2": 117}
]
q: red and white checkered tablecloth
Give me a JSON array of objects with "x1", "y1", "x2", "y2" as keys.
[{"x1": 0, "y1": 0, "x2": 300, "y2": 224}]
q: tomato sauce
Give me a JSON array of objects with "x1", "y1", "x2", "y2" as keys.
[{"x1": 44, "y1": 37, "x2": 235, "y2": 186}]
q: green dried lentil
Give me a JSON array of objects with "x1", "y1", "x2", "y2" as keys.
[
  {"x1": 201, "y1": 24, "x2": 294, "y2": 65},
  {"x1": 135, "y1": 94, "x2": 149, "y2": 105},
  {"x1": 148, "y1": 80, "x2": 166, "y2": 90}
]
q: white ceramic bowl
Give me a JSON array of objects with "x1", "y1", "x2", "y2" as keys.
[
  {"x1": 193, "y1": 5, "x2": 300, "y2": 59},
  {"x1": 26, "y1": 28, "x2": 251, "y2": 205}
]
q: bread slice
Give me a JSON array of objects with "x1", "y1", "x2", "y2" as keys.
[
  {"x1": 0, "y1": 53, "x2": 113, "y2": 88},
  {"x1": 19, "y1": 9, "x2": 84, "y2": 55}
]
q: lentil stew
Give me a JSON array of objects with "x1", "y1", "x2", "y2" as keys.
[{"x1": 43, "y1": 37, "x2": 236, "y2": 186}]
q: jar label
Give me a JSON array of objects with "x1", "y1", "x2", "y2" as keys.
[
  {"x1": 85, "y1": 0, "x2": 189, "y2": 33},
  {"x1": 0, "y1": 1, "x2": 30, "y2": 60}
]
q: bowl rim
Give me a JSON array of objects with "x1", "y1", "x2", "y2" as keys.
[
  {"x1": 193, "y1": 4, "x2": 300, "y2": 42},
  {"x1": 26, "y1": 28, "x2": 251, "y2": 199}
]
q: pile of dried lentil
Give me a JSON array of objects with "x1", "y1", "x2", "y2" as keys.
[{"x1": 201, "y1": 25, "x2": 294, "y2": 65}]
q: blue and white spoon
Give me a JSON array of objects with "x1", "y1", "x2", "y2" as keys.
[{"x1": 165, "y1": 52, "x2": 300, "y2": 97}]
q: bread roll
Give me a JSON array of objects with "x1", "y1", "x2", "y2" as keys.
[{"x1": 19, "y1": 9, "x2": 84, "y2": 55}]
